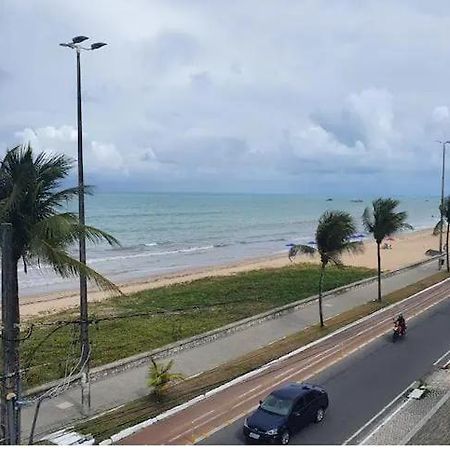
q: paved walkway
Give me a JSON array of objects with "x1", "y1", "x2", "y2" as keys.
[
  {"x1": 24, "y1": 260, "x2": 439, "y2": 443},
  {"x1": 407, "y1": 384, "x2": 450, "y2": 445},
  {"x1": 346, "y1": 358, "x2": 450, "y2": 445}
]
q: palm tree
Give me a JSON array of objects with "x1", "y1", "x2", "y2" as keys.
[
  {"x1": 362, "y1": 198, "x2": 412, "y2": 301},
  {"x1": 433, "y1": 196, "x2": 450, "y2": 272},
  {"x1": 148, "y1": 357, "x2": 184, "y2": 400},
  {"x1": 0, "y1": 145, "x2": 121, "y2": 325},
  {"x1": 289, "y1": 210, "x2": 363, "y2": 327}
]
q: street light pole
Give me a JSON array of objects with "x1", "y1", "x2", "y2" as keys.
[
  {"x1": 60, "y1": 36, "x2": 107, "y2": 415},
  {"x1": 76, "y1": 44, "x2": 90, "y2": 415},
  {"x1": 437, "y1": 140, "x2": 450, "y2": 270}
]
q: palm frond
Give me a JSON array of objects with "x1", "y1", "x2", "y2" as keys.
[
  {"x1": 363, "y1": 198, "x2": 412, "y2": 242},
  {"x1": 36, "y1": 240, "x2": 121, "y2": 293},
  {"x1": 443, "y1": 196, "x2": 450, "y2": 222},
  {"x1": 161, "y1": 359, "x2": 174, "y2": 374},
  {"x1": 342, "y1": 240, "x2": 365, "y2": 254},
  {"x1": 288, "y1": 244, "x2": 316, "y2": 261},
  {"x1": 362, "y1": 206, "x2": 374, "y2": 233},
  {"x1": 30, "y1": 213, "x2": 120, "y2": 250},
  {"x1": 433, "y1": 220, "x2": 444, "y2": 236},
  {"x1": 77, "y1": 224, "x2": 121, "y2": 247},
  {"x1": 42, "y1": 187, "x2": 80, "y2": 208},
  {"x1": 328, "y1": 254, "x2": 344, "y2": 267}
]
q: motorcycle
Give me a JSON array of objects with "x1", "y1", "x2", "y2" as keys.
[{"x1": 392, "y1": 320, "x2": 406, "y2": 342}]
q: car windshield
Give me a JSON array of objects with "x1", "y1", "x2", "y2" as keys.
[{"x1": 260, "y1": 394, "x2": 293, "y2": 416}]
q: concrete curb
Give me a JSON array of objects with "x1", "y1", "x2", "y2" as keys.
[{"x1": 25, "y1": 255, "x2": 441, "y2": 399}]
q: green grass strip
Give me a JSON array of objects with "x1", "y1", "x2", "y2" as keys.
[{"x1": 21, "y1": 263, "x2": 374, "y2": 387}]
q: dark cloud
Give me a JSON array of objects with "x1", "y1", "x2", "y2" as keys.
[{"x1": 2, "y1": 0, "x2": 450, "y2": 194}]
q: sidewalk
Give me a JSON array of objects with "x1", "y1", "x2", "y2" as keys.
[
  {"x1": 407, "y1": 377, "x2": 450, "y2": 445},
  {"x1": 24, "y1": 259, "x2": 439, "y2": 442},
  {"x1": 345, "y1": 359, "x2": 450, "y2": 445}
]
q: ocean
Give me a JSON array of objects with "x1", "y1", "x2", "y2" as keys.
[{"x1": 19, "y1": 193, "x2": 440, "y2": 297}]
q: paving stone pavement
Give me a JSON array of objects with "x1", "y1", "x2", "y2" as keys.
[
  {"x1": 407, "y1": 372, "x2": 450, "y2": 445},
  {"x1": 353, "y1": 366, "x2": 450, "y2": 445}
]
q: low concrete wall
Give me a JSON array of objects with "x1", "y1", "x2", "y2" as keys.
[{"x1": 25, "y1": 255, "x2": 441, "y2": 398}]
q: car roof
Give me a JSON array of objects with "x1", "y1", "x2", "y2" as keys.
[{"x1": 270, "y1": 382, "x2": 320, "y2": 400}]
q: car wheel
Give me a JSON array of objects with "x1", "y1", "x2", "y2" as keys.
[
  {"x1": 280, "y1": 430, "x2": 290, "y2": 445},
  {"x1": 315, "y1": 407, "x2": 325, "y2": 423}
]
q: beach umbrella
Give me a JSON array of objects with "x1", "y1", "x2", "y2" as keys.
[
  {"x1": 386, "y1": 236, "x2": 395, "y2": 241},
  {"x1": 308, "y1": 240, "x2": 316, "y2": 245}
]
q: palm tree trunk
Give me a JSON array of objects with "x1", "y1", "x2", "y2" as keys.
[
  {"x1": 377, "y1": 241, "x2": 382, "y2": 301},
  {"x1": 2, "y1": 256, "x2": 21, "y2": 441},
  {"x1": 318, "y1": 264, "x2": 325, "y2": 327},
  {"x1": 12, "y1": 258, "x2": 21, "y2": 428},
  {"x1": 12, "y1": 258, "x2": 20, "y2": 327},
  {"x1": 446, "y1": 222, "x2": 449, "y2": 272}
]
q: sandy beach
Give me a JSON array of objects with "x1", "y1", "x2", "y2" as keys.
[{"x1": 20, "y1": 228, "x2": 439, "y2": 318}]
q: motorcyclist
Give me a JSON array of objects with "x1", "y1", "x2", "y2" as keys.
[{"x1": 396, "y1": 314, "x2": 406, "y2": 335}]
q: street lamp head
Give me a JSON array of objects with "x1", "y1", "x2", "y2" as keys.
[
  {"x1": 72, "y1": 35, "x2": 89, "y2": 44},
  {"x1": 59, "y1": 43, "x2": 76, "y2": 48},
  {"x1": 91, "y1": 42, "x2": 107, "y2": 50}
]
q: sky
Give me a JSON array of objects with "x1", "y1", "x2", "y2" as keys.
[{"x1": 1, "y1": 0, "x2": 450, "y2": 195}]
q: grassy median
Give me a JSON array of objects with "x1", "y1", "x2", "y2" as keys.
[
  {"x1": 71, "y1": 270, "x2": 450, "y2": 444},
  {"x1": 20, "y1": 263, "x2": 374, "y2": 388}
]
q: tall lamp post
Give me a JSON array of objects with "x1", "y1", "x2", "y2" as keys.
[
  {"x1": 437, "y1": 140, "x2": 450, "y2": 270},
  {"x1": 60, "y1": 36, "x2": 107, "y2": 414}
]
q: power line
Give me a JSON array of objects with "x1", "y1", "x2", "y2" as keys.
[{"x1": 27, "y1": 298, "x2": 250, "y2": 328}]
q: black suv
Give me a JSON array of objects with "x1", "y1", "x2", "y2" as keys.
[{"x1": 243, "y1": 382, "x2": 329, "y2": 444}]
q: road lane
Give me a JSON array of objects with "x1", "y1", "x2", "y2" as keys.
[
  {"x1": 119, "y1": 280, "x2": 450, "y2": 445},
  {"x1": 202, "y1": 294, "x2": 450, "y2": 444}
]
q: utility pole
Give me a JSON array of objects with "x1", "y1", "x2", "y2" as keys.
[
  {"x1": 437, "y1": 140, "x2": 450, "y2": 270},
  {"x1": 60, "y1": 36, "x2": 107, "y2": 415},
  {"x1": 75, "y1": 43, "x2": 91, "y2": 416},
  {"x1": 1, "y1": 223, "x2": 20, "y2": 444}
]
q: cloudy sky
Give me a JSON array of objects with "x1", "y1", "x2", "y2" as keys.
[{"x1": 2, "y1": 0, "x2": 450, "y2": 195}]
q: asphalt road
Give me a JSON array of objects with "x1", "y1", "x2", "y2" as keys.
[
  {"x1": 201, "y1": 295, "x2": 450, "y2": 445},
  {"x1": 120, "y1": 279, "x2": 450, "y2": 445}
]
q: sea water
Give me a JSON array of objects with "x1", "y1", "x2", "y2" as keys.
[{"x1": 18, "y1": 193, "x2": 440, "y2": 297}]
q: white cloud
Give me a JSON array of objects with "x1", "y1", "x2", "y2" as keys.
[
  {"x1": 3, "y1": 1, "x2": 450, "y2": 194},
  {"x1": 432, "y1": 106, "x2": 450, "y2": 124},
  {"x1": 90, "y1": 141, "x2": 124, "y2": 172}
]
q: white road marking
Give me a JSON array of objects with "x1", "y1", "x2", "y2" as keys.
[
  {"x1": 193, "y1": 408, "x2": 255, "y2": 444},
  {"x1": 191, "y1": 409, "x2": 216, "y2": 423},
  {"x1": 167, "y1": 430, "x2": 191, "y2": 443},
  {"x1": 237, "y1": 384, "x2": 263, "y2": 399},
  {"x1": 359, "y1": 398, "x2": 413, "y2": 445},
  {"x1": 273, "y1": 366, "x2": 299, "y2": 380},
  {"x1": 432, "y1": 348, "x2": 450, "y2": 366},
  {"x1": 342, "y1": 380, "x2": 416, "y2": 445}
]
